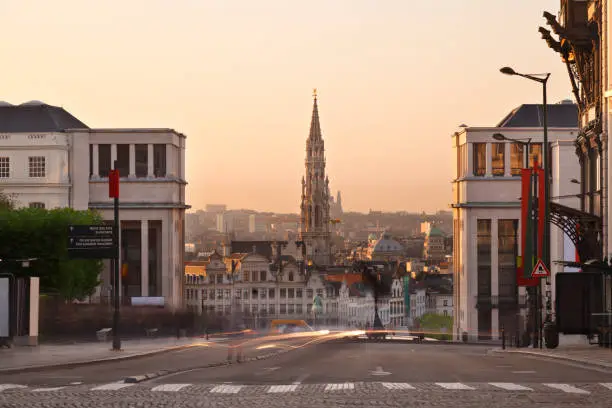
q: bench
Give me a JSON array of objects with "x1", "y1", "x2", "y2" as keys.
[
  {"x1": 145, "y1": 328, "x2": 158, "y2": 337},
  {"x1": 96, "y1": 328, "x2": 112, "y2": 342}
]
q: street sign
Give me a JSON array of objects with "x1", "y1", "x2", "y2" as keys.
[
  {"x1": 68, "y1": 225, "x2": 116, "y2": 259},
  {"x1": 531, "y1": 259, "x2": 550, "y2": 278}
]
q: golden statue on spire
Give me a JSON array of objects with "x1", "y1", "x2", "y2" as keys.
[{"x1": 313, "y1": 88, "x2": 317, "y2": 99}]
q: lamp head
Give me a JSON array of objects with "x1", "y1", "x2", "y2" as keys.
[
  {"x1": 492, "y1": 133, "x2": 506, "y2": 141},
  {"x1": 500, "y1": 67, "x2": 516, "y2": 76}
]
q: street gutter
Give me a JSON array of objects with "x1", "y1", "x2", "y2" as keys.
[{"x1": 490, "y1": 348, "x2": 612, "y2": 370}]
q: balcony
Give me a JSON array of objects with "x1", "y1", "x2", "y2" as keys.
[{"x1": 475, "y1": 295, "x2": 527, "y2": 309}]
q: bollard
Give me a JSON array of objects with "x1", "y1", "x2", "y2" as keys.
[{"x1": 501, "y1": 326, "x2": 506, "y2": 350}]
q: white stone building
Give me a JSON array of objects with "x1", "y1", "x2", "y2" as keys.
[
  {"x1": 0, "y1": 101, "x2": 188, "y2": 309},
  {"x1": 451, "y1": 102, "x2": 580, "y2": 341}
]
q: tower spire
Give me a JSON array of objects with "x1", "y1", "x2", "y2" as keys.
[{"x1": 309, "y1": 88, "x2": 322, "y2": 141}]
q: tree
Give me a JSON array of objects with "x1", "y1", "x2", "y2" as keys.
[
  {"x1": 0, "y1": 191, "x2": 15, "y2": 210},
  {"x1": 0, "y1": 207, "x2": 104, "y2": 301}
]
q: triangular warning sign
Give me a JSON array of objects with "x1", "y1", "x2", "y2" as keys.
[{"x1": 531, "y1": 258, "x2": 550, "y2": 278}]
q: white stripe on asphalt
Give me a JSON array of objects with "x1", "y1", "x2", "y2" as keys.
[
  {"x1": 91, "y1": 383, "x2": 135, "y2": 391},
  {"x1": 267, "y1": 385, "x2": 298, "y2": 393},
  {"x1": 489, "y1": 383, "x2": 533, "y2": 391},
  {"x1": 0, "y1": 384, "x2": 27, "y2": 392},
  {"x1": 600, "y1": 383, "x2": 612, "y2": 390},
  {"x1": 381, "y1": 382, "x2": 416, "y2": 390},
  {"x1": 151, "y1": 384, "x2": 192, "y2": 392},
  {"x1": 435, "y1": 383, "x2": 475, "y2": 390},
  {"x1": 31, "y1": 387, "x2": 65, "y2": 392},
  {"x1": 324, "y1": 383, "x2": 354, "y2": 391},
  {"x1": 543, "y1": 384, "x2": 590, "y2": 394},
  {"x1": 210, "y1": 385, "x2": 243, "y2": 394}
]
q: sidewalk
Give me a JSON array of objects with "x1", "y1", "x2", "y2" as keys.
[
  {"x1": 494, "y1": 345, "x2": 612, "y2": 369},
  {"x1": 0, "y1": 337, "x2": 216, "y2": 373}
]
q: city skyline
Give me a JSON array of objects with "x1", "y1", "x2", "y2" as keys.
[{"x1": 1, "y1": 0, "x2": 572, "y2": 213}]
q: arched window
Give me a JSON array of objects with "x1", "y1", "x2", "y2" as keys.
[{"x1": 288, "y1": 272, "x2": 294, "y2": 282}]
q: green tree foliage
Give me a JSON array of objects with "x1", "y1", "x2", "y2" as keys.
[
  {"x1": 0, "y1": 207, "x2": 104, "y2": 300},
  {"x1": 416, "y1": 313, "x2": 453, "y2": 340},
  {"x1": 0, "y1": 191, "x2": 15, "y2": 210}
]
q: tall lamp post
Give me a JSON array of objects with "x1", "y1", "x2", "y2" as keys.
[{"x1": 500, "y1": 67, "x2": 551, "y2": 349}]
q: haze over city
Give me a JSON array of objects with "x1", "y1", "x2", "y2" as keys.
[{"x1": 1, "y1": 0, "x2": 572, "y2": 213}]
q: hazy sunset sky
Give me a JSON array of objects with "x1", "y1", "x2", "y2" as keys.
[{"x1": 1, "y1": 0, "x2": 573, "y2": 213}]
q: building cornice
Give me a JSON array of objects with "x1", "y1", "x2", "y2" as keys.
[
  {"x1": 73, "y1": 128, "x2": 187, "y2": 139},
  {"x1": 450, "y1": 202, "x2": 520, "y2": 209},
  {"x1": 89, "y1": 202, "x2": 191, "y2": 210},
  {"x1": 90, "y1": 176, "x2": 188, "y2": 185}
]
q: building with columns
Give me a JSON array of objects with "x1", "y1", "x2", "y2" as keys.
[
  {"x1": 0, "y1": 101, "x2": 188, "y2": 309},
  {"x1": 299, "y1": 90, "x2": 333, "y2": 266},
  {"x1": 451, "y1": 102, "x2": 580, "y2": 341}
]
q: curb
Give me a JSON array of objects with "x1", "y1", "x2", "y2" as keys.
[
  {"x1": 491, "y1": 349, "x2": 612, "y2": 370},
  {"x1": 0, "y1": 343, "x2": 200, "y2": 375}
]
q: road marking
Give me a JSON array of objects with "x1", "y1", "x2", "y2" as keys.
[
  {"x1": 543, "y1": 383, "x2": 590, "y2": 394},
  {"x1": 382, "y1": 382, "x2": 416, "y2": 390},
  {"x1": 91, "y1": 383, "x2": 134, "y2": 391},
  {"x1": 151, "y1": 384, "x2": 191, "y2": 392},
  {"x1": 370, "y1": 366, "x2": 392, "y2": 376},
  {"x1": 512, "y1": 371, "x2": 536, "y2": 374},
  {"x1": 210, "y1": 385, "x2": 243, "y2": 394},
  {"x1": 324, "y1": 383, "x2": 354, "y2": 391},
  {"x1": 435, "y1": 383, "x2": 475, "y2": 390},
  {"x1": 0, "y1": 384, "x2": 27, "y2": 392},
  {"x1": 489, "y1": 383, "x2": 533, "y2": 391},
  {"x1": 293, "y1": 373, "x2": 310, "y2": 384},
  {"x1": 600, "y1": 383, "x2": 612, "y2": 390},
  {"x1": 69, "y1": 382, "x2": 83, "y2": 385},
  {"x1": 267, "y1": 385, "x2": 298, "y2": 393},
  {"x1": 31, "y1": 387, "x2": 65, "y2": 392}
]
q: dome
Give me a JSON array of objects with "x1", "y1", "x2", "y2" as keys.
[
  {"x1": 372, "y1": 233, "x2": 403, "y2": 253},
  {"x1": 20, "y1": 100, "x2": 45, "y2": 106},
  {"x1": 0, "y1": 101, "x2": 13, "y2": 107}
]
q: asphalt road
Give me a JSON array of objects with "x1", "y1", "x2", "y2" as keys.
[{"x1": 1, "y1": 338, "x2": 611, "y2": 407}]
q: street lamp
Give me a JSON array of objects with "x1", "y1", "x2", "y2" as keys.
[
  {"x1": 500, "y1": 66, "x2": 551, "y2": 349},
  {"x1": 491, "y1": 133, "x2": 532, "y2": 169}
]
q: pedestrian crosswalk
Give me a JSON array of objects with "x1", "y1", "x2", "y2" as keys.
[{"x1": 1, "y1": 382, "x2": 611, "y2": 395}]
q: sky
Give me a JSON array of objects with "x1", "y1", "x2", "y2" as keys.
[{"x1": 0, "y1": 0, "x2": 572, "y2": 214}]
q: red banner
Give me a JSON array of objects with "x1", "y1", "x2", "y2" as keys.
[{"x1": 109, "y1": 169, "x2": 120, "y2": 198}]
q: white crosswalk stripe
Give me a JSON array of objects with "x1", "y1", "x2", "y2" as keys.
[
  {"x1": 435, "y1": 383, "x2": 475, "y2": 390},
  {"x1": 600, "y1": 383, "x2": 612, "y2": 390},
  {"x1": 382, "y1": 382, "x2": 416, "y2": 390},
  {"x1": 31, "y1": 387, "x2": 65, "y2": 392},
  {"x1": 210, "y1": 385, "x2": 243, "y2": 394},
  {"x1": 543, "y1": 384, "x2": 590, "y2": 394},
  {"x1": 489, "y1": 383, "x2": 533, "y2": 391},
  {"x1": 0, "y1": 384, "x2": 27, "y2": 392},
  {"x1": 151, "y1": 384, "x2": 192, "y2": 392},
  {"x1": 91, "y1": 383, "x2": 134, "y2": 391},
  {"x1": 324, "y1": 383, "x2": 354, "y2": 391},
  {"x1": 267, "y1": 384, "x2": 298, "y2": 393}
]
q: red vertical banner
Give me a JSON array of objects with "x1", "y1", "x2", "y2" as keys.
[
  {"x1": 520, "y1": 168, "x2": 531, "y2": 262},
  {"x1": 519, "y1": 168, "x2": 538, "y2": 287},
  {"x1": 109, "y1": 169, "x2": 120, "y2": 198}
]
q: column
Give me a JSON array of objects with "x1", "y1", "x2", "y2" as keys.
[
  {"x1": 129, "y1": 144, "x2": 136, "y2": 178},
  {"x1": 141, "y1": 220, "x2": 149, "y2": 297},
  {"x1": 165, "y1": 143, "x2": 172, "y2": 177},
  {"x1": 467, "y1": 143, "x2": 474, "y2": 176},
  {"x1": 504, "y1": 143, "x2": 511, "y2": 177},
  {"x1": 92, "y1": 144, "x2": 99, "y2": 178},
  {"x1": 111, "y1": 144, "x2": 117, "y2": 168},
  {"x1": 147, "y1": 144, "x2": 154, "y2": 178},
  {"x1": 485, "y1": 143, "x2": 492, "y2": 177}
]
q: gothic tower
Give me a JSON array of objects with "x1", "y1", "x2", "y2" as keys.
[{"x1": 300, "y1": 89, "x2": 332, "y2": 266}]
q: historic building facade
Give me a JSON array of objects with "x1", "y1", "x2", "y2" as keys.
[{"x1": 299, "y1": 90, "x2": 333, "y2": 266}]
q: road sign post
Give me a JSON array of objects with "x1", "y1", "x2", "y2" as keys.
[{"x1": 109, "y1": 161, "x2": 121, "y2": 351}]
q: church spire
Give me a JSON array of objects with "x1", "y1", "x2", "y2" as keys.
[{"x1": 308, "y1": 88, "x2": 322, "y2": 141}]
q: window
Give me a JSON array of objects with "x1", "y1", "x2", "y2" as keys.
[
  {"x1": 529, "y1": 143, "x2": 542, "y2": 168},
  {"x1": 98, "y1": 144, "x2": 111, "y2": 177},
  {"x1": 260, "y1": 270, "x2": 267, "y2": 281},
  {"x1": 28, "y1": 156, "x2": 46, "y2": 178},
  {"x1": 491, "y1": 143, "x2": 505, "y2": 176},
  {"x1": 268, "y1": 288, "x2": 275, "y2": 298},
  {"x1": 510, "y1": 143, "x2": 523, "y2": 176},
  {"x1": 116, "y1": 144, "x2": 130, "y2": 177},
  {"x1": 135, "y1": 144, "x2": 148, "y2": 177},
  {"x1": 251, "y1": 271, "x2": 258, "y2": 281},
  {"x1": 280, "y1": 288, "x2": 287, "y2": 298},
  {"x1": 153, "y1": 144, "x2": 166, "y2": 177},
  {"x1": 443, "y1": 300, "x2": 448, "y2": 307},
  {"x1": 29, "y1": 202, "x2": 45, "y2": 209},
  {"x1": 296, "y1": 288, "x2": 303, "y2": 298},
  {"x1": 243, "y1": 271, "x2": 249, "y2": 282},
  {"x1": 477, "y1": 219, "x2": 492, "y2": 296},
  {"x1": 457, "y1": 143, "x2": 467, "y2": 178},
  {"x1": 473, "y1": 143, "x2": 486, "y2": 176},
  {"x1": 288, "y1": 272, "x2": 294, "y2": 281},
  {"x1": 0, "y1": 157, "x2": 9, "y2": 178},
  {"x1": 498, "y1": 220, "x2": 518, "y2": 298}
]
